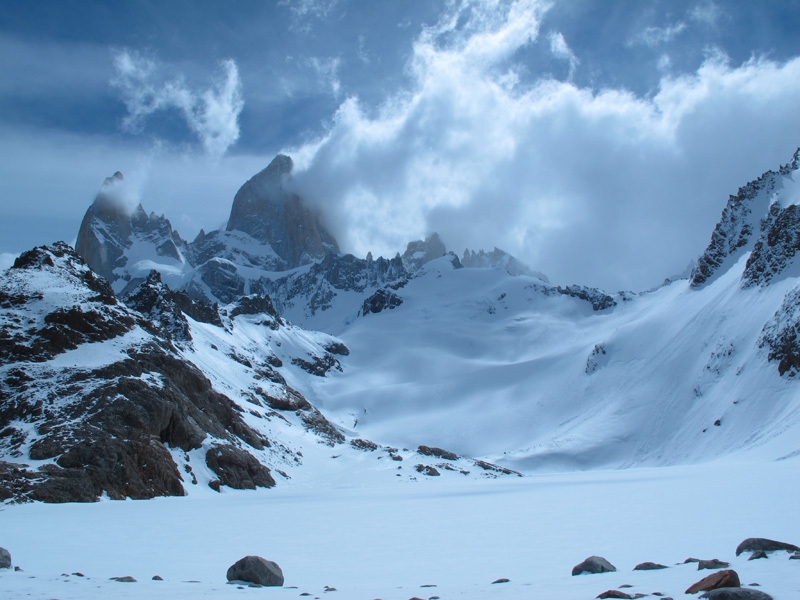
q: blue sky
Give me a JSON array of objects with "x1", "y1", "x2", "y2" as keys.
[{"x1": 1, "y1": 0, "x2": 799, "y2": 290}]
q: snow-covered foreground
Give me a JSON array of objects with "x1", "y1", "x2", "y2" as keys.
[{"x1": 2, "y1": 458, "x2": 798, "y2": 599}]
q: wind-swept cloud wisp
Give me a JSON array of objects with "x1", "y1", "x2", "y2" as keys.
[{"x1": 111, "y1": 50, "x2": 244, "y2": 159}]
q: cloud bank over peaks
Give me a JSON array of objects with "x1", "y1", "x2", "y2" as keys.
[
  {"x1": 288, "y1": 0, "x2": 800, "y2": 292},
  {"x1": 111, "y1": 50, "x2": 244, "y2": 159}
]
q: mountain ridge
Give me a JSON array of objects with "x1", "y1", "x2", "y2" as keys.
[{"x1": 3, "y1": 147, "x2": 800, "y2": 502}]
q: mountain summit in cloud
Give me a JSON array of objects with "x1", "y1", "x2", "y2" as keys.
[{"x1": 227, "y1": 154, "x2": 340, "y2": 269}]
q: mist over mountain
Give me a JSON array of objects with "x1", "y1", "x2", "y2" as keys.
[{"x1": 1, "y1": 146, "x2": 799, "y2": 505}]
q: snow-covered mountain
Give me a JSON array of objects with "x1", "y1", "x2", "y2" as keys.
[
  {"x1": 0, "y1": 244, "x2": 518, "y2": 503},
  {"x1": 3, "y1": 148, "x2": 800, "y2": 503}
]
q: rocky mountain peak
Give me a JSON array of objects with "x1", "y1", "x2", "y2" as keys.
[
  {"x1": 75, "y1": 172, "x2": 187, "y2": 292},
  {"x1": 401, "y1": 233, "x2": 447, "y2": 273},
  {"x1": 690, "y1": 148, "x2": 799, "y2": 289},
  {"x1": 226, "y1": 154, "x2": 339, "y2": 269}
]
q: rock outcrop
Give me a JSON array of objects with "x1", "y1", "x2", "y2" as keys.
[
  {"x1": 759, "y1": 287, "x2": 800, "y2": 376},
  {"x1": 0, "y1": 244, "x2": 277, "y2": 502},
  {"x1": 692, "y1": 148, "x2": 800, "y2": 288}
]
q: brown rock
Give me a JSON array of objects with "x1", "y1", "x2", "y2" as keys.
[
  {"x1": 597, "y1": 591, "x2": 633, "y2": 599},
  {"x1": 686, "y1": 569, "x2": 741, "y2": 594}
]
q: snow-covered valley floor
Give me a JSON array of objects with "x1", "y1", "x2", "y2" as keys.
[{"x1": 2, "y1": 457, "x2": 798, "y2": 599}]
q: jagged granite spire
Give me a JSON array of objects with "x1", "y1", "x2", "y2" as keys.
[
  {"x1": 226, "y1": 154, "x2": 339, "y2": 269},
  {"x1": 75, "y1": 172, "x2": 186, "y2": 291}
]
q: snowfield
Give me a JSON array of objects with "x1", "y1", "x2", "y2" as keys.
[
  {"x1": 1, "y1": 458, "x2": 799, "y2": 599},
  {"x1": 316, "y1": 255, "x2": 800, "y2": 471}
]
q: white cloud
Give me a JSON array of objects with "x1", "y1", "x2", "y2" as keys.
[
  {"x1": 307, "y1": 56, "x2": 342, "y2": 97},
  {"x1": 282, "y1": 0, "x2": 338, "y2": 19},
  {"x1": 548, "y1": 31, "x2": 579, "y2": 80},
  {"x1": 690, "y1": 1, "x2": 724, "y2": 27},
  {"x1": 286, "y1": 0, "x2": 800, "y2": 291},
  {"x1": 111, "y1": 50, "x2": 244, "y2": 159},
  {"x1": 632, "y1": 22, "x2": 687, "y2": 47}
]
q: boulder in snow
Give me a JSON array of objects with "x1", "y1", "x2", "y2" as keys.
[
  {"x1": 597, "y1": 590, "x2": 633, "y2": 599},
  {"x1": 698, "y1": 559, "x2": 730, "y2": 570},
  {"x1": 699, "y1": 589, "x2": 773, "y2": 599},
  {"x1": 734, "y1": 537, "x2": 799, "y2": 556},
  {"x1": 572, "y1": 556, "x2": 616, "y2": 576},
  {"x1": 226, "y1": 555, "x2": 284, "y2": 587},
  {"x1": 0, "y1": 547, "x2": 10, "y2": 569},
  {"x1": 633, "y1": 561, "x2": 668, "y2": 570},
  {"x1": 686, "y1": 569, "x2": 740, "y2": 594}
]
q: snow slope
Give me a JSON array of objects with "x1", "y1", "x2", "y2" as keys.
[{"x1": 318, "y1": 254, "x2": 800, "y2": 472}]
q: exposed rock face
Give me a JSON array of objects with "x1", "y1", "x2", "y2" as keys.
[
  {"x1": 361, "y1": 288, "x2": 403, "y2": 316},
  {"x1": 226, "y1": 154, "x2": 339, "y2": 269},
  {"x1": 691, "y1": 148, "x2": 799, "y2": 288},
  {"x1": 205, "y1": 444, "x2": 276, "y2": 490},
  {"x1": 461, "y1": 247, "x2": 546, "y2": 280},
  {"x1": 572, "y1": 556, "x2": 616, "y2": 576},
  {"x1": 402, "y1": 233, "x2": 447, "y2": 273},
  {"x1": 226, "y1": 555, "x2": 284, "y2": 587},
  {"x1": 415, "y1": 464, "x2": 441, "y2": 476},
  {"x1": 735, "y1": 538, "x2": 800, "y2": 556},
  {"x1": 0, "y1": 244, "x2": 269, "y2": 502},
  {"x1": 686, "y1": 569, "x2": 740, "y2": 594},
  {"x1": 759, "y1": 287, "x2": 800, "y2": 376},
  {"x1": 258, "y1": 251, "x2": 408, "y2": 320},
  {"x1": 557, "y1": 285, "x2": 617, "y2": 311},
  {"x1": 122, "y1": 270, "x2": 192, "y2": 343},
  {"x1": 742, "y1": 202, "x2": 800, "y2": 287},
  {"x1": 418, "y1": 445, "x2": 459, "y2": 460},
  {"x1": 75, "y1": 172, "x2": 187, "y2": 291}
]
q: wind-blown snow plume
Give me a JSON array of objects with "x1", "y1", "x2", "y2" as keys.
[{"x1": 111, "y1": 50, "x2": 244, "y2": 159}]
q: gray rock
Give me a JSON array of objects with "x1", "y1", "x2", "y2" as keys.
[
  {"x1": 748, "y1": 551, "x2": 767, "y2": 561},
  {"x1": 698, "y1": 559, "x2": 730, "y2": 570},
  {"x1": 699, "y1": 589, "x2": 773, "y2": 599},
  {"x1": 572, "y1": 555, "x2": 616, "y2": 576},
  {"x1": 735, "y1": 537, "x2": 800, "y2": 556},
  {"x1": 633, "y1": 561, "x2": 668, "y2": 571},
  {"x1": 110, "y1": 575, "x2": 137, "y2": 582},
  {"x1": 226, "y1": 556, "x2": 284, "y2": 587},
  {"x1": 226, "y1": 155, "x2": 339, "y2": 269},
  {"x1": 0, "y1": 547, "x2": 10, "y2": 569}
]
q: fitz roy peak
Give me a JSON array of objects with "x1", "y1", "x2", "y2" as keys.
[
  {"x1": 2, "y1": 147, "x2": 800, "y2": 503},
  {"x1": 226, "y1": 154, "x2": 340, "y2": 268}
]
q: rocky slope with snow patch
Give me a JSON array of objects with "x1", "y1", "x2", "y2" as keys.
[{"x1": 0, "y1": 244, "x2": 518, "y2": 503}]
